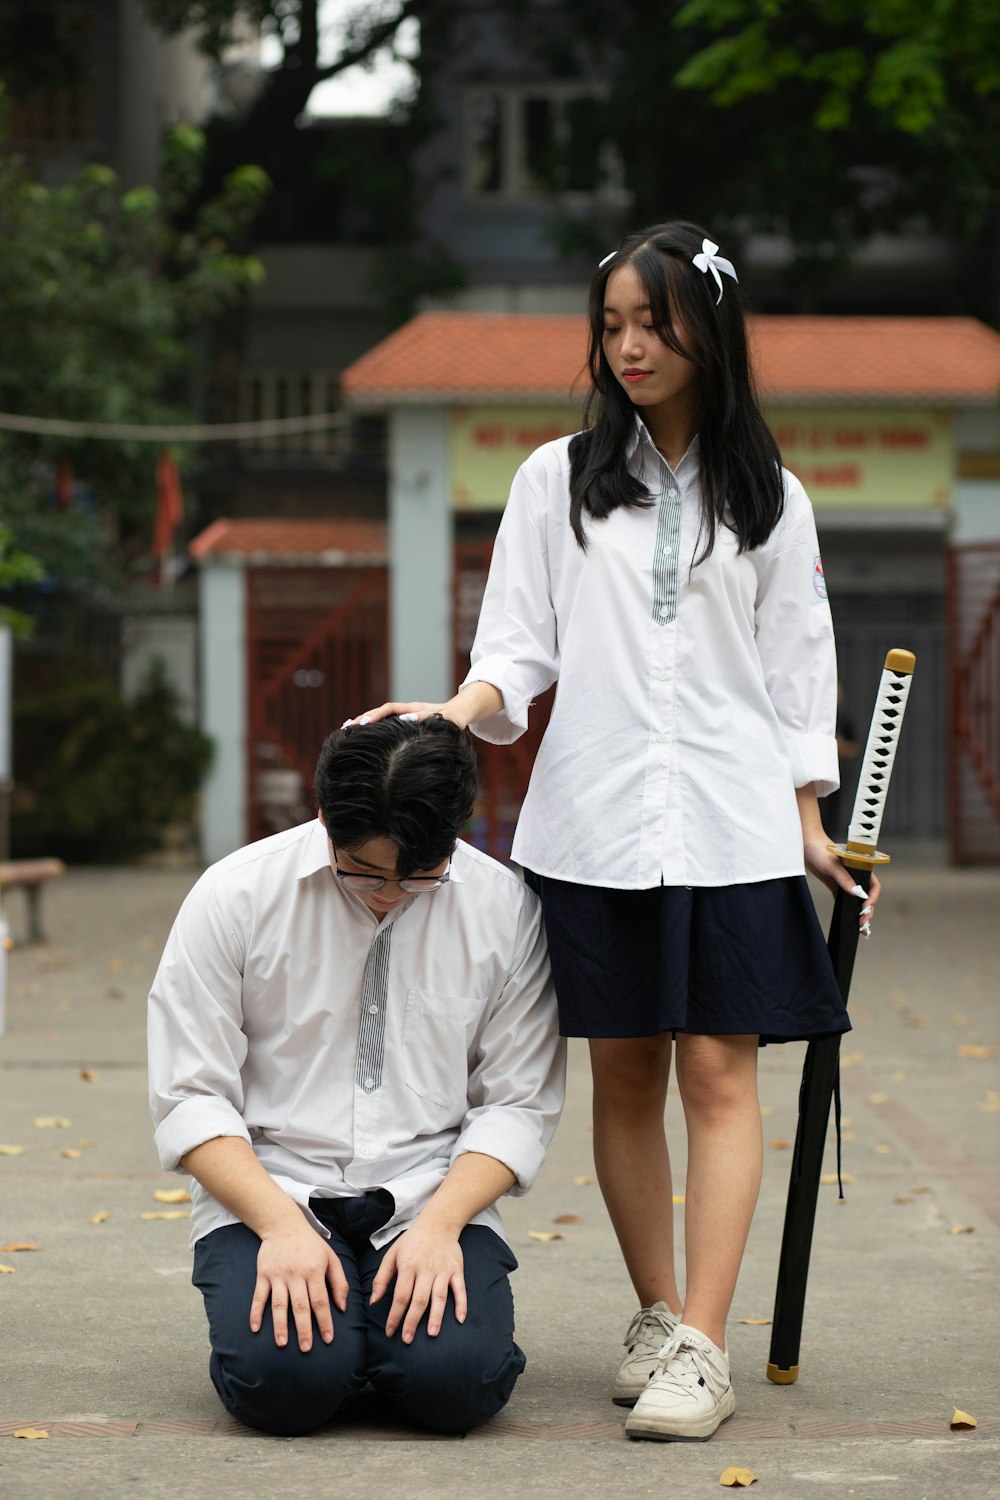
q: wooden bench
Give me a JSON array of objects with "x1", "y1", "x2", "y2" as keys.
[{"x1": 0, "y1": 858, "x2": 66, "y2": 945}]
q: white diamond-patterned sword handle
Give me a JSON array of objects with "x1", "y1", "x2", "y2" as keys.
[{"x1": 844, "y1": 648, "x2": 916, "y2": 860}]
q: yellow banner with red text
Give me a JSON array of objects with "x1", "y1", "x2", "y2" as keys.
[{"x1": 449, "y1": 404, "x2": 954, "y2": 511}]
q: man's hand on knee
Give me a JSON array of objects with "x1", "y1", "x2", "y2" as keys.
[
  {"x1": 251, "y1": 1224, "x2": 349, "y2": 1353},
  {"x1": 370, "y1": 1225, "x2": 467, "y2": 1344}
]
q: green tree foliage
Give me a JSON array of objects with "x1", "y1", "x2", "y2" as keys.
[
  {"x1": 10, "y1": 660, "x2": 213, "y2": 861},
  {"x1": 0, "y1": 118, "x2": 269, "y2": 601},
  {"x1": 0, "y1": 524, "x2": 44, "y2": 635},
  {"x1": 673, "y1": 0, "x2": 1000, "y2": 135},
  {"x1": 502, "y1": 0, "x2": 1000, "y2": 308}
]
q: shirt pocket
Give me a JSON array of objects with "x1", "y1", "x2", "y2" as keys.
[{"x1": 401, "y1": 988, "x2": 481, "y2": 1111}]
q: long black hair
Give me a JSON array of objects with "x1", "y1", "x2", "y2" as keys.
[{"x1": 568, "y1": 220, "x2": 784, "y2": 558}]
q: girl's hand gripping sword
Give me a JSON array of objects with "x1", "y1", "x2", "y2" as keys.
[{"x1": 767, "y1": 649, "x2": 916, "y2": 1385}]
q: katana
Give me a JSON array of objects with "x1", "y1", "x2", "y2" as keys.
[{"x1": 766, "y1": 647, "x2": 916, "y2": 1385}]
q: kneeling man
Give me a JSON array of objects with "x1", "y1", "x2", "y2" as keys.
[{"x1": 148, "y1": 716, "x2": 565, "y2": 1437}]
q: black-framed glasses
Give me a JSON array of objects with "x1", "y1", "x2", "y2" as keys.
[{"x1": 332, "y1": 856, "x2": 451, "y2": 895}]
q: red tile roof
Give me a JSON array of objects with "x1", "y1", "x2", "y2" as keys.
[
  {"x1": 341, "y1": 311, "x2": 1000, "y2": 406},
  {"x1": 189, "y1": 518, "x2": 387, "y2": 563}
]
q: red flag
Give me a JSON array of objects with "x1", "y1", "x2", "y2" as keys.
[
  {"x1": 56, "y1": 458, "x2": 73, "y2": 510},
  {"x1": 153, "y1": 450, "x2": 184, "y2": 559}
]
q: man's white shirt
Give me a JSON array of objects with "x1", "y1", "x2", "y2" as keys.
[
  {"x1": 463, "y1": 424, "x2": 839, "y2": 888},
  {"x1": 148, "y1": 821, "x2": 566, "y2": 1249}
]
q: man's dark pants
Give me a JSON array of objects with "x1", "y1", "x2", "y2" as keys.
[{"x1": 192, "y1": 1190, "x2": 525, "y2": 1437}]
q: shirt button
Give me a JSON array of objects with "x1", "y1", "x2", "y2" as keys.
[
  {"x1": 357, "y1": 1144, "x2": 370, "y2": 1157},
  {"x1": 656, "y1": 732, "x2": 669, "y2": 744},
  {"x1": 364, "y1": 1076, "x2": 375, "y2": 1089},
  {"x1": 663, "y1": 545, "x2": 673, "y2": 557},
  {"x1": 659, "y1": 607, "x2": 670, "y2": 619},
  {"x1": 668, "y1": 489, "x2": 678, "y2": 500},
  {"x1": 368, "y1": 1004, "x2": 379, "y2": 1015}
]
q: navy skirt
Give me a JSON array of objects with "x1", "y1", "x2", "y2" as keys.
[{"x1": 524, "y1": 872, "x2": 850, "y2": 1044}]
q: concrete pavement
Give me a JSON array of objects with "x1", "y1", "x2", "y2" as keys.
[{"x1": 1, "y1": 848, "x2": 997, "y2": 1498}]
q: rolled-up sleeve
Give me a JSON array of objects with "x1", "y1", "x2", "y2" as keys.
[
  {"x1": 148, "y1": 876, "x2": 252, "y2": 1172},
  {"x1": 462, "y1": 462, "x2": 560, "y2": 744},
  {"x1": 453, "y1": 894, "x2": 566, "y2": 1193},
  {"x1": 754, "y1": 479, "x2": 839, "y2": 797}
]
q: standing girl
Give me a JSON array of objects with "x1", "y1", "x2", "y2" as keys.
[{"x1": 350, "y1": 220, "x2": 879, "y2": 1441}]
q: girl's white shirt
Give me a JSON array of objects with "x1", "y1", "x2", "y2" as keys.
[{"x1": 463, "y1": 422, "x2": 839, "y2": 889}]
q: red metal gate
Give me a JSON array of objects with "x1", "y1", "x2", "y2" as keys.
[
  {"x1": 243, "y1": 548, "x2": 547, "y2": 859},
  {"x1": 455, "y1": 539, "x2": 552, "y2": 862},
  {"x1": 948, "y1": 542, "x2": 1000, "y2": 863},
  {"x1": 246, "y1": 567, "x2": 388, "y2": 843}
]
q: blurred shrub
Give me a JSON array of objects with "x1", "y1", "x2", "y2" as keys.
[{"x1": 10, "y1": 660, "x2": 212, "y2": 862}]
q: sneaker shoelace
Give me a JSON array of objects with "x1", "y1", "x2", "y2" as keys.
[
  {"x1": 649, "y1": 1332, "x2": 728, "y2": 1404},
  {"x1": 623, "y1": 1305, "x2": 676, "y2": 1356}
]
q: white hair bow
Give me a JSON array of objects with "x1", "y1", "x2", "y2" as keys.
[{"x1": 691, "y1": 238, "x2": 738, "y2": 303}]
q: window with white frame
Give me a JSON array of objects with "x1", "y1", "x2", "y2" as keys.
[{"x1": 464, "y1": 85, "x2": 622, "y2": 203}]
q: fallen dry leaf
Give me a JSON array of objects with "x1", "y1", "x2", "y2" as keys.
[
  {"x1": 0, "y1": 1264, "x2": 17, "y2": 1273},
  {"x1": 868, "y1": 1093, "x2": 889, "y2": 1105},
  {"x1": 950, "y1": 1408, "x2": 977, "y2": 1430},
  {"x1": 821, "y1": 1172, "x2": 856, "y2": 1185},
  {"x1": 895, "y1": 1196, "x2": 916, "y2": 1205},
  {"x1": 840, "y1": 1116, "x2": 855, "y2": 1127},
  {"x1": 912, "y1": 1185, "x2": 931, "y2": 1194},
  {"x1": 152, "y1": 1188, "x2": 191, "y2": 1204},
  {"x1": 890, "y1": 1070, "x2": 907, "y2": 1082},
  {"x1": 138, "y1": 1210, "x2": 190, "y2": 1221},
  {"x1": 769, "y1": 1139, "x2": 791, "y2": 1150},
  {"x1": 840, "y1": 1051, "x2": 865, "y2": 1067},
  {"x1": 528, "y1": 1231, "x2": 563, "y2": 1242},
  {"x1": 978, "y1": 1092, "x2": 1000, "y2": 1113},
  {"x1": 736, "y1": 1318, "x2": 771, "y2": 1326},
  {"x1": 58, "y1": 1148, "x2": 83, "y2": 1159},
  {"x1": 0, "y1": 1243, "x2": 39, "y2": 1252},
  {"x1": 841, "y1": 1131, "x2": 857, "y2": 1142},
  {"x1": 90, "y1": 1211, "x2": 110, "y2": 1225},
  {"x1": 106, "y1": 987, "x2": 124, "y2": 1000},
  {"x1": 719, "y1": 1468, "x2": 758, "y2": 1487},
  {"x1": 33, "y1": 1117, "x2": 71, "y2": 1128},
  {"x1": 949, "y1": 1224, "x2": 974, "y2": 1235},
  {"x1": 904, "y1": 1016, "x2": 930, "y2": 1028},
  {"x1": 553, "y1": 1214, "x2": 582, "y2": 1225},
  {"x1": 572, "y1": 1174, "x2": 597, "y2": 1186},
  {"x1": 12, "y1": 1429, "x2": 49, "y2": 1440},
  {"x1": 872, "y1": 1144, "x2": 893, "y2": 1155},
  {"x1": 958, "y1": 1045, "x2": 997, "y2": 1059},
  {"x1": 0, "y1": 1145, "x2": 26, "y2": 1156},
  {"x1": 107, "y1": 957, "x2": 124, "y2": 971},
  {"x1": 77, "y1": 1138, "x2": 95, "y2": 1147},
  {"x1": 78, "y1": 1068, "x2": 99, "y2": 1083},
  {"x1": 950, "y1": 1013, "x2": 970, "y2": 1026}
]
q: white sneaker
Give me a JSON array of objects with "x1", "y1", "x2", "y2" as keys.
[
  {"x1": 625, "y1": 1323, "x2": 735, "y2": 1441},
  {"x1": 611, "y1": 1301, "x2": 679, "y2": 1406}
]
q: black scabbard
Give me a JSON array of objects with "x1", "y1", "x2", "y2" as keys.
[{"x1": 766, "y1": 870, "x2": 869, "y2": 1383}]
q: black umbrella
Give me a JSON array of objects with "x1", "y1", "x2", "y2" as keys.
[{"x1": 767, "y1": 648, "x2": 917, "y2": 1384}]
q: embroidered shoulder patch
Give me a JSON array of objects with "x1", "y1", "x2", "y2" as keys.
[{"x1": 813, "y1": 553, "x2": 828, "y2": 601}]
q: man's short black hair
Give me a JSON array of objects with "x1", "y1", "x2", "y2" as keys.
[{"x1": 314, "y1": 715, "x2": 478, "y2": 876}]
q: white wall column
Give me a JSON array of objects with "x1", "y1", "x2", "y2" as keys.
[
  {"x1": 387, "y1": 406, "x2": 452, "y2": 701},
  {"x1": 199, "y1": 562, "x2": 247, "y2": 863}
]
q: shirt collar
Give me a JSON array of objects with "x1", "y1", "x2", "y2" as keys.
[
  {"x1": 296, "y1": 817, "x2": 466, "y2": 886},
  {"x1": 628, "y1": 416, "x2": 700, "y2": 474},
  {"x1": 298, "y1": 818, "x2": 333, "y2": 880}
]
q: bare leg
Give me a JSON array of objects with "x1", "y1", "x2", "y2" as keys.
[
  {"x1": 589, "y1": 1035, "x2": 681, "y2": 1313},
  {"x1": 674, "y1": 1033, "x2": 762, "y2": 1349}
]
